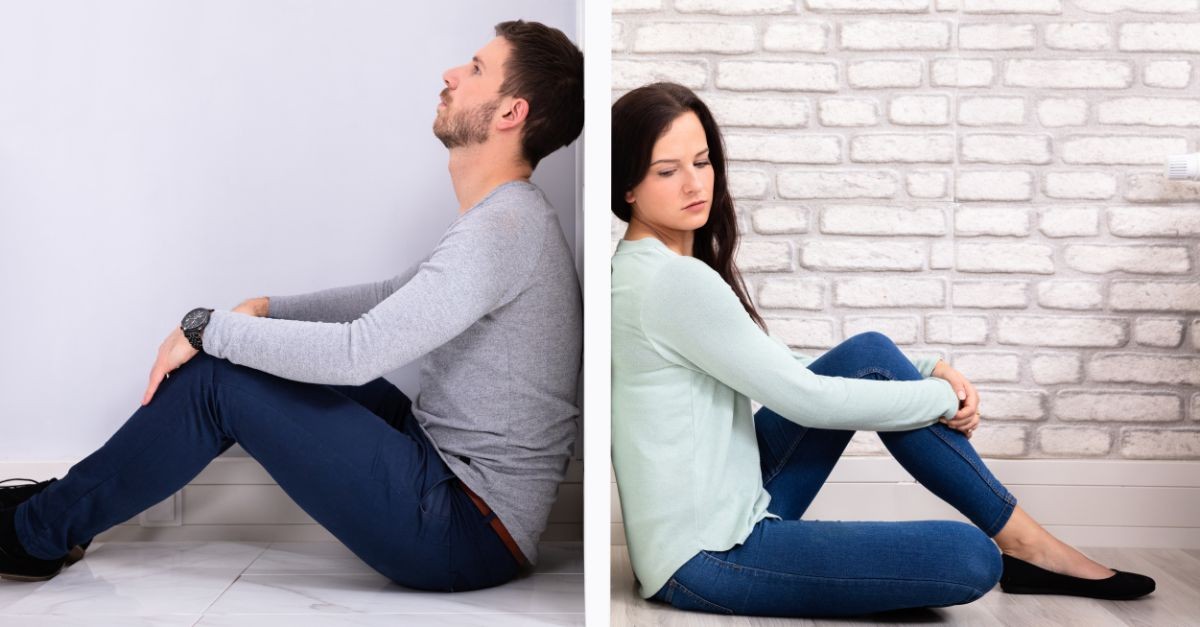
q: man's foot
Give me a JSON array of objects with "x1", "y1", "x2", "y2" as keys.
[
  {"x1": 0, "y1": 478, "x2": 92, "y2": 567},
  {"x1": 0, "y1": 506, "x2": 67, "y2": 582}
]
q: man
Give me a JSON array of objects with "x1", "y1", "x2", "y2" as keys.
[{"x1": 0, "y1": 20, "x2": 583, "y2": 592}]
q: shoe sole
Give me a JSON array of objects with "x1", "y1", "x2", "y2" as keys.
[
  {"x1": 64, "y1": 544, "x2": 85, "y2": 566},
  {"x1": 0, "y1": 565, "x2": 62, "y2": 582},
  {"x1": 1001, "y1": 583, "x2": 1150, "y2": 601}
]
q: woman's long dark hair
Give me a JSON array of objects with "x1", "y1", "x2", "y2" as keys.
[{"x1": 612, "y1": 82, "x2": 765, "y2": 329}]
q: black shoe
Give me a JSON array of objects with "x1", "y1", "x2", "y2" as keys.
[
  {"x1": 0, "y1": 478, "x2": 92, "y2": 566},
  {"x1": 0, "y1": 505, "x2": 67, "y2": 582},
  {"x1": 1000, "y1": 553, "x2": 1156, "y2": 600}
]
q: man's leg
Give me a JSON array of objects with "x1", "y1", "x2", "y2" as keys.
[{"x1": 13, "y1": 352, "x2": 504, "y2": 590}]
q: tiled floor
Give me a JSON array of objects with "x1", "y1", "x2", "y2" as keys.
[{"x1": 0, "y1": 541, "x2": 584, "y2": 626}]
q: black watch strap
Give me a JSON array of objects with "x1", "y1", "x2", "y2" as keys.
[{"x1": 181, "y1": 307, "x2": 214, "y2": 351}]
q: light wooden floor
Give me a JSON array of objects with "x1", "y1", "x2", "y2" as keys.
[{"x1": 612, "y1": 545, "x2": 1200, "y2": 626}]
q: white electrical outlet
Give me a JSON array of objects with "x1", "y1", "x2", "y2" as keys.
[{"x1": 138, "y1": 491, "x2": 182, "y2": 527}]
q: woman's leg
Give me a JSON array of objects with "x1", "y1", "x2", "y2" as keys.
[
  {"x1": 13, "y1": 351, "x2": 517, "y2": 591},
  {"x1": 653, "y1": 516, "x2": 1002, "y2": 617}
]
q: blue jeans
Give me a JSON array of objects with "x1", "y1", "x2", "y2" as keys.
[
  {"x1": 14, "y1": 351, "x2": 519, "y2": 591},
  {"x1": 651, "y1": 332, "x2": 1017, "y2": 617}
]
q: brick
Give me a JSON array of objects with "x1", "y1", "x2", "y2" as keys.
[
  {"x1": 926, "y1": 314, "x2": 989, "y2": 344},
  {"x1": 1064, "y1": 245, "x2": 1191, "y2": 274},
  {"x1": 1144, "y1": 60, "x2": 1192, "y2": 88},
  {"x1": 1134, "y1": 318, "x2": 1185, "y2": 347},
  {"x1": 633, "y1": 23, "x2": 756, "y2": 53},
  {"x1": 758, "y1": 277, "x2": 825, "y2": 309},
  {"x1": 1124, "y1": 174, "x2": 1200, "y2": 202},
  {"x1": 936, "y1": 0, "x2": 961, "y2": 8},
  {"x1": 957, "y1": 242, "x2": 1053, "y2": 273},
  {"x1": 1005, "y1": 59, "x2": 1133, "y2": 89},
  {"x1": 907, "y1": 171, "x2": 949, "y2": 198},
  {"x1": 1120, "y1": 22, "x2": 1200, "y2": 52},
  {"x1": 1038, "y1": 427, "x2": 1112, "y2": 456},
  {"x1": 1044, "y1": 172, "x2": 1116, "y2": 199},
  {"x1": 963, "y1": 0, "x2": 1061, "y2": 13},
  {"x1": 675, "y1": 0, "x2": 794, "y2": 13},
  {"x1": 841, "y1": 21, "x2": 951, "y2": 50},
  {"x1": 763, "y1": 22, "x2": 831, "y2": 53},
  {"x1": 834, "y1": 277, "x2": 945, "y2": 307},
  {"x1": 1039, "y1": 206, "x2": 1100, "y2": 237},
  {"x1": 737, "y1": 240, "x2": 793, "y2": 272},
  {"x1": 1062, "y1": 135, "x2": 1188, "y2": 165},
  {"x1": 844, "y1": 316, "x2": 920, "y2": 344},
  {"x1": 851, "y1": 134, "x2": 955, "y2": 163},
  {"x1": 613, "y1": 0, "x2": 662, "y2": 11},
  {"x1": 979, "y1": 389, "x2": 1046, "y2": 420},
  {"x1": 1193, "y1": 390, "x2": 1200, "y2": 418},
  {"x1": 971, "y1": 425, "x2": 1028, "y2": 458},
  {"x1": 889, "y1": 95, "x2": 951, "y2": 125},
  {"x1": 931, "y1": 59, "x2": 994, "y2": 87},
  {"x1": 959, "y1": 97, "x2": 1025, "y2": 126},
  {"x1": 801, "y1": 241, "x2": 925, "y2": 271},
  {"x1": 1031, "y1": 353, "x2": 1082, "y2": 384},
  {"x1": 729, "y1": 169, "x2": 769, "y2": 199},
  {"x1": 960, "y1": 24, "x2": 1036, "y2": 50},
  {"x1": 956, "y1": 171, "x2": 1034, "y2": 201},
  {"x1": 751, "y1": 206, "x2": 810, "y2": 234},
  {"x1": 612, "y1": 22, "x2": 627, "y2": 52},
  {"x1": 725, "y1": 134, "x2": 842, "y2": 163},
  {"x1": 706, "y1": 95, "x2": 810, "y2": 128},
  {"x1": 1089, "y1": 353, "x2": 1200, "y2": 386},
  {"x1": 1110, "y1": 281, "x2": 1200, "y2": 312},
  {"x1": 819, "y1": 98, "x2": 880, "y2": 126},
  {"x1": 1098, "y1": 98, "x2": 1200, "y2": 127},
  {"x1": 767, "y1": 317, "x2": 838, "y2": 348},
  {"x1": 1120, "y1": 429, "x2": 1200, "y2": 459},
  {"x1": 930, "y1": 242, "x2": 955, "y2": 269},
  {"x1": 821, "y1": 205, "x2": 946, "y2": 235},
  {"x1": 718, "y1": 61, "x2": 839, "y2": 92},
  {"x1": 1037, "y1": 98, "x2": 1089, "y2": 126},
  {"x1": 1075, "y1": 0, "x2": 1199, "y2": 13},
  {"x1": 1044, "y1": 22, "x2": 1112, "y2": 50},
  {"x1": 1193, "y1": 320, "x2": 1200, "y2": 351},
  {"x1": 1037, "y1": 281, "x2": 1104, "y2": 310},
  {"x1": 778, "y1": 170, "x2": 899, "y2": 198},
  {"x1": 1056, "y1": 390, "x2": 1181, "y2": 422},
  {"x1": 998, "y1": 315, "x2": 1127, "y2": 346},
  {"x1": 845, "y1": 431, "x2": 887, "y2": 455},
  {"x1": 953, "y1": 281, "x2": 1030, "y2": 308},
  {"x1": 961, "y1": 134, "x2": 1052, "y2": 164},
  {"x1": 848, "y1": 60, "x2": 923, "y2": 88},
  {"x1": 953, "y1": 352, "x2": 1022, "y2": 382},
  {"x1": 955, "y1": 207, "x2": 1031, "y2": 236},
  {"x1": 613, "y1": 60, "x2": 708, "y2": 89},
  {"x1": 806, "y1": 0, "x2": 932, "y2": 11}
]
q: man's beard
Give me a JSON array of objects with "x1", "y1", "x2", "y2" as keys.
[{"x1": 433, "y1": 96, "x2": 501, "y2": 149}]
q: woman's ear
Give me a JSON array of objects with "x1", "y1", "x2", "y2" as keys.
[
  {"x1": 624, "y1": 190, "x2": 636, "y2": 205},
  {"x1": 497, "y1": 97, "x2": 529, "y2": 131}
]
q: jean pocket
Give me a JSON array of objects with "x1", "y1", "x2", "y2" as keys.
[{"x1": 665, "y1": 578, "x2": 735, "y2": 615}]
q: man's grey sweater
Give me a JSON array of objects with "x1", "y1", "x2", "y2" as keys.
[{"x1": 201, "y1": 180, "x2": 583, "y2": 564}]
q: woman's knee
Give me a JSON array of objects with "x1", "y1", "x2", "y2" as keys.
[
  {"x1": 846, "y1": 331, "x2": 898, "y2": 352},
  {"x1": 940, "y1": 522, "x2": 1003, "y2": 601}
]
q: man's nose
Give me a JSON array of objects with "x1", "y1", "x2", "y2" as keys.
[{"x1": 442, "y1": 65, "x2": 462, "y2": 89}]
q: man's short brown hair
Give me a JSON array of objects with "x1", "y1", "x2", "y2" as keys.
[{"x1": 494, "y1": 20, "x2": 584, "y2": 169}]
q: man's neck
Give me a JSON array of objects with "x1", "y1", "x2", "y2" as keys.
[{"x1": 447, "y1": 145, "x2": 533, "y2": 213}]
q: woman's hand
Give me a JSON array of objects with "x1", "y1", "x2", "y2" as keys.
[
  {"x1": 931, "y1": 360, "x2": 980, "y2": 439},
  {"x1": 141, "y1": 326, "x2": 200, "y2": 407}
]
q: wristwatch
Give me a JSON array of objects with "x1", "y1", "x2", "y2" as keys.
[{"x1": 181, "y1": 307, "x2": 215, "y2": 351}]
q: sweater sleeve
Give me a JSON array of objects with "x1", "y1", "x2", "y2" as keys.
[
  {"x1": 641, "y1": 257, "x2": 959, "y2": 431},
  {"x1": 201, "y1": 204, "x2": 533, "y2": 385},
  {"x1": 265, "y1": 259, "x2": 425, "y2": 323}
]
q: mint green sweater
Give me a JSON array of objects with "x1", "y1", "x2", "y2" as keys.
[{"x1": 611, "y1": 237, "x2": 961, "y2": 599}]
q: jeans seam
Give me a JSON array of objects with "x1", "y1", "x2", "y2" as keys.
[
  {"x1": 928, "y1": 423, "x2": 1015, "y2": 509},
  {"x1": 696, "y1": 550, "x2": 988, "y2": 599},
  {"x1": 761, "y1": 415, "x2": 807, "y2": 487},
  {"x1": 669, "y1": 577, "x2": 736, "y2": 615},
  {"x1": 854, "y1": 366, "x2": 894, "y2": 380}
]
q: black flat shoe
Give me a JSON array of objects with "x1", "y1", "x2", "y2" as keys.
[
  {"x1": 0, "y1": 478, "x2": 92, "y2": 567},
  {"x1": 1000, "y1": 553, "x2": 1156, "y2": 600}
]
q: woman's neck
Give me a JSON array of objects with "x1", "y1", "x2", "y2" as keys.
[{"x1": 625, "y1": 218, "x2": 694, "y2": 257}]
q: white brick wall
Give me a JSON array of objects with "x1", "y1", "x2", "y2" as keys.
[{"x1": 613, "y1": 2, "x2": 1200, "y2": 461}]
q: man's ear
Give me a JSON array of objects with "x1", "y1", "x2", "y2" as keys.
[{"x1": 497, "y1": 96, "x2": 528, "y2": 132}]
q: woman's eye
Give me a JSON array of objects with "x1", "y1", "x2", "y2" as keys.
[
  {"x1": 656, "y1": 169, "x2": 675, "y2": 177},
  {"x1": 695, "y1": 160, "x2": 711, "y2": 168}
]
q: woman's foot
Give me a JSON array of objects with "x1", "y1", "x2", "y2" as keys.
[{"x1": 993, "y1": 505, "x2": 1113, "y2": 579}]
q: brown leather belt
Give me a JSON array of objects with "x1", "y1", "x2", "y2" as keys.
[{"x1": 458, "y1": 480, "x2": 528, "y2": 568}]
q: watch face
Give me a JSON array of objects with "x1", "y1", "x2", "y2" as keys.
[{"x1": 182, "y1": 309, "x2": 209, "y2": 330}]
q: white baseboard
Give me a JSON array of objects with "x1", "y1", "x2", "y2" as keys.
[
  {"x1": 2, "y1": 454, "x2": 583, "y2": 543},
  {"x1": 612, "y1": 458, "x2": 1200, "y2": 548}
]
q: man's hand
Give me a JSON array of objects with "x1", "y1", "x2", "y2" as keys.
[
  {"x1": 141, "y1": 326, "x2": 200, "y2": 406},
  {"x1": 233, "y1": 297, "x2": 269, "y2": 317},
  {"x1": 931, "y1": 360, "x2": 980, "y2": 438}
]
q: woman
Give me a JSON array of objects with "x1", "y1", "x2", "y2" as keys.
[{"x1": 610, "y1": 82, "x2": 1155, "y2": 618}]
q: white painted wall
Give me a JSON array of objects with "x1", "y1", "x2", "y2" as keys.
[{"x1": 0, "y1": 1, "x2": 578, "y2": 466}]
